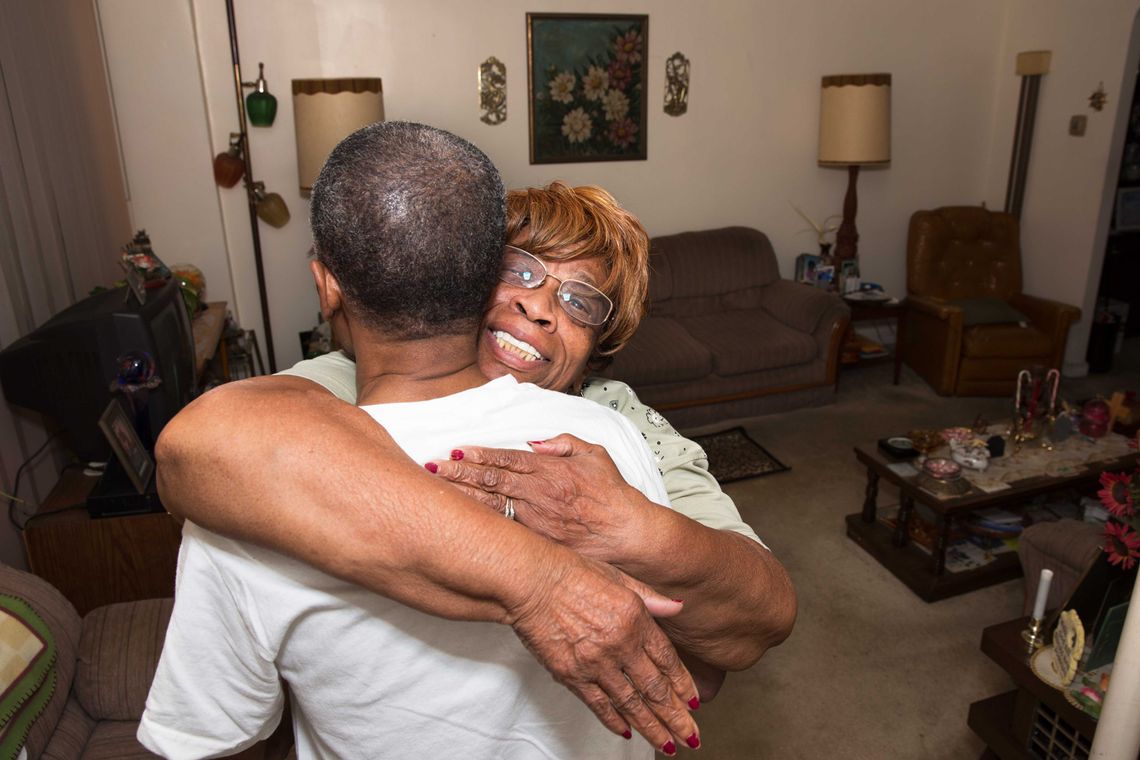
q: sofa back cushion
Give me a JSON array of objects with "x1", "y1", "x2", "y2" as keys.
[{"x1": 648, "y1": 227, "x2": 780, "y2": 316}]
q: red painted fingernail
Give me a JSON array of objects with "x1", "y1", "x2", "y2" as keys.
[
  {"x1": 450, "y1": 449, "x2": 464, "y2": 460},
  {"x1": 424, "y1": 462, "x2": 438, "y2": 473},
  {"x1": 622, "y1": 729, "x2": 632, "y2": 740},
  {"x1": 686, "y1": 733, "x2": 701, "y2": 749},
  {"x1": 673, "y1": 599, "x2": 684, "y2": 604},
  {"x1": 688, "y1": 696, "x2": 700, "y2": 710},
  {"x1": 527, "y1": 440, "x2": 545, "y2": 445},
  {"x1": 662, "y1": 740, "x2": 676, "y2": 756}
]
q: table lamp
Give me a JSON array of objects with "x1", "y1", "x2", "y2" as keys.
[
  {"x1": 293, "y1": 78, "x2": 384, "y2": 197},
  {"x1": 818, "y1": 73, "x2": 891, "y2": 264}
]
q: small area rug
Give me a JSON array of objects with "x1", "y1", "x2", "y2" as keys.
[{"x1": 691, "y1": 426, "x2": 789, "y2": 484}]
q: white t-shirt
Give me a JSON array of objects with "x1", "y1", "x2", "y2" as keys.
[{"x1": 139, "y1": 376, "x2": 665, "y2": 760}]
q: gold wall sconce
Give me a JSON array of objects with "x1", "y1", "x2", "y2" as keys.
[
  {"x1": 664, "y1": 52, "x2": 690, "y2": 116},
  {"x1": 293, "y1": 78, "x2": 385, "y2": 196},
  {"x1": 479, "y1": 57, "x2": 507, "y2": 125}
]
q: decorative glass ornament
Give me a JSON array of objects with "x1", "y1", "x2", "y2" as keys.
[{"x1": 246, "y1": 63, "x2": 277, "y2": 127}]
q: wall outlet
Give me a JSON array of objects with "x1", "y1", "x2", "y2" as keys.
[{"x1": 1069, "y1": 114, "x2": 1088, "y2": 136}]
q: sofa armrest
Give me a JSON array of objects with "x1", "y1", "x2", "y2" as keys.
[
  {"x1": 1009, "y1": 294, "x2": 1081, "y2": 367},
  {"x1": 74, "y1": 597, "x2": 174, "y2": 721},
  {"x1": 760, "y1": 279, "x2": 848, "y2": 335}
]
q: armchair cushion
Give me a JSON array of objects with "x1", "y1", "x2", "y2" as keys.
[{"x1": 951, "y1": 297, "x2": 1029, "y2": 327}]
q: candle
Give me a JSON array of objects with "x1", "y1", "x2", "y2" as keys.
[{"x1": 1032, "y1": 568, "x2": 1054, "y2": 621}]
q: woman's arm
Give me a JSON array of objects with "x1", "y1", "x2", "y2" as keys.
[
  {"x1": 430, "y1": 378, "x2": 796, "y2": 680},
  {"x1": 433, "y1": 434, "x2": 796, "y2": 674},
  {"x1": 156, "y1": 375, "x2": 702, "y2": 750}
]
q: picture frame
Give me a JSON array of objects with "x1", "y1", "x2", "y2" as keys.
[
  {"x1": 1115, "y1": 187, "x2": 1140, "y2": 231},
  {"x1": 98, "y1": 399, "x2": 154, "y2": 494},
  {"x1": 526, "y1": 13, "x2": 648, "y2": 164},
  {"x1": 794, "y1": 253, "x2": 821, "y2": 284}
]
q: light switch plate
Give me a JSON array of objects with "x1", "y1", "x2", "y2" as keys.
[{"x1": 1069, "y1": 115, "x2": 1088, "y2": 136}]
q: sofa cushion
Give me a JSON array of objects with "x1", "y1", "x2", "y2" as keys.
[
  {"x1": 606, "y1": 316, "x2": 712, "y2": 388},
  {"x1": 75, "y1": 598, "x2": 173, "y2": 722},
  {"x1": 961, "y1": 323, "x2": 1051, "y2": 359},
  {"x1": 685, "y1": 310, "x2": 819, "y2": 376},
  {"x1": 81, "y1": 719, "x2": 160, "y2": 759},
  {"x1": 649, "y1": 227, "x2": 780, "y2": 307}
]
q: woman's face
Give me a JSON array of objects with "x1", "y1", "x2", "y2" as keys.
[{"x1": 478, "y1": 255, "x2": 607, "y2": 392}]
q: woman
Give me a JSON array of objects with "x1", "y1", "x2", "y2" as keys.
[{"x1": 156, "y1": 181, "x2": 795, "y2": 748}]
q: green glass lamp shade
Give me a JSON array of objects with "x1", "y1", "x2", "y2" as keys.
[{"x1": 246, "y1": 90, "x2": 277, "y2": 127}]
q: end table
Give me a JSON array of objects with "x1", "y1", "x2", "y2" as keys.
[{"x1": 837, "y1": 298, "x2": 907, "y2": 386}]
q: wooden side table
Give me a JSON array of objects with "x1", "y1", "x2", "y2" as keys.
[
  {"x1": 838, "y1": 298, "x2": 907, "y2": 385},
  {"x1": 22, "y1": 469, "x2": 182, "y2": 616},
  {"x1": 969, "y1": 616, "x2": 1104, "y2": 759}
]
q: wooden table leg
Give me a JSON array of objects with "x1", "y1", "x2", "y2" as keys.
[
  {"x1": 932, "y1": 514, "x2": 952, "y2": 576},
  {"x1": 894, "y1": 494, "x2": 913, "y2": 547},
  {"x1": 861, "y1": 467, "x2": 880, "y2": 523}
]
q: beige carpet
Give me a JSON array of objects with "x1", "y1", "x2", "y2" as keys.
[{"x1": 683, "y1": 345, "x2": 1140, "y2": 759}]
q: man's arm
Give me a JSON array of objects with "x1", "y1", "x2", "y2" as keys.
[{"x1": 157, "y1": 376, "x2": 701, "y2": 752}]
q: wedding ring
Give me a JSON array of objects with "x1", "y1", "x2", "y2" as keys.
[{"x1": 503, "y1": 497, "x2": 516, "y2": 520}]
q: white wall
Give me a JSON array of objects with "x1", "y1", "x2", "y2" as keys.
[
  {"x1": 97, "y1": 0, "x2": 1134, "y2": 373},
  {"x1": 983, "y1": 0, "x2": 1140, "y2": 375}
]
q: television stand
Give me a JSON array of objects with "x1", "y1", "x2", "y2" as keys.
[{"x1": 22, "y1": 469, "x2": 181, "y2": 615}]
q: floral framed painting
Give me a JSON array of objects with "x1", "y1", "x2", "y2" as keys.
[{"x1": 526, "y1": 13, "x2": 648, "y2": 164}]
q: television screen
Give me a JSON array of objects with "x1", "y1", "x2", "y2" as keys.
[{"x1": 0, "y1": 278, "x2": 197, "y2": 461}]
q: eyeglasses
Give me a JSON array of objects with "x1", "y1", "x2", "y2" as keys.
[{"x1": 499, "y1": 245, "x2": 613, "y2": 326}]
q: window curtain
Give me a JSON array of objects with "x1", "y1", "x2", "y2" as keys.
[{"x1": 0, "y1": 0, "x2": 131, "y2": 567}]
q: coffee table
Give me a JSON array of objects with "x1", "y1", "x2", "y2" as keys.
[{"x1": 845, "y1": 433, "x2": 1138, "y2": 602}]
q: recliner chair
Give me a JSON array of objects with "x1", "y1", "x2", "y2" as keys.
[{"x1": 902, "y1": 206, "x2": 1081, "y2": 396}]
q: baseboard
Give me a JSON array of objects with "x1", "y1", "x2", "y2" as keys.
[{"x1": 1062, "y1": 361, "x2": 1089, "y2": 378}]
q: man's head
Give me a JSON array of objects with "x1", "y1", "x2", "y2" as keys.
[{"x1": 310, "y1": 122, "x2": 506, "y2": 340}]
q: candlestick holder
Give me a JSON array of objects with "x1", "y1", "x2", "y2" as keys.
[{"x1": 1021, "y1": 617, "x2": 1046, "y2": 652}]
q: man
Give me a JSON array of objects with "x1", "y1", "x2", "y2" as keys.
[{"x1": 139, "y1": 123, "x2": 699, "y2": 758}]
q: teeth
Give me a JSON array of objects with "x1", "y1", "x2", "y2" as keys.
[{"x1": 493, "y1": 330, "x2": 544, "y2": 361}]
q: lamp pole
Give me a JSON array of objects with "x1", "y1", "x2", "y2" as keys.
[{"x1": 224, "y1": 0, "x2": 276, "y2": 373}]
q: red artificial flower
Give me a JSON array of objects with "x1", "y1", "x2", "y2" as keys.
[
  {"x1": 1104, "y1": 521, "x2": 1140, "y2": 569},
  {"x1": 1097, "y1": 470, "x2": 1134, "y2": 518}
]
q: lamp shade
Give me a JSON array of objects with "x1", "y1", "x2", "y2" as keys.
[
  {"x1": 293, "y1": 78, "x2": 384, "y2": 196},
  {"x1": 818, "y1": 73, "x2": 891, "y2": 165}
]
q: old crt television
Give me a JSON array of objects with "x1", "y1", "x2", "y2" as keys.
[{"x1": 0, "y1": 278, "x2": 196, "y2": 461}]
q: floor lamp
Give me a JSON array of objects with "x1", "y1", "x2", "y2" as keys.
[
  {"x1": 818, "y1": 73, "x2": 892, "y2": 265},
  {"x1": 223, "y1": 0, "x2": 288, "y2": 373}
]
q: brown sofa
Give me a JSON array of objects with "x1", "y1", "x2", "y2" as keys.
[
  {"x1": 902, "y1": 206, "x2": 1081, "y2": 396},
  {"x1": 0, "y1": 563, "x2": 291, "y2": 760},
  {"x1": 606, "y1": 226, "x2": 850, "y2": 430}
]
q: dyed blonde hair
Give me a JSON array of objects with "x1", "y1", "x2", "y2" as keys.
[{"x1": 505, "y1": 181, "x2": 649, "y2": 370}]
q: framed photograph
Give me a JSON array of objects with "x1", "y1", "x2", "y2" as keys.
[
  {"x1": 1115, "y1": 188, "x2": 1140, "y2": 231},
  {"x1": 526, "y1": 13, "x2": 648, "y2": 164},
  {"x1": 794, "y1": 254, "x2": 821, "y2": 284},
  {"x1": 98, "y1": 399, "x2": 154, "y2": 493}
]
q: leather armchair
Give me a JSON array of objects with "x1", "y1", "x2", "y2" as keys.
[{"x1": 902, "y1": 206, "x2": 1080, "y2": 396}]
